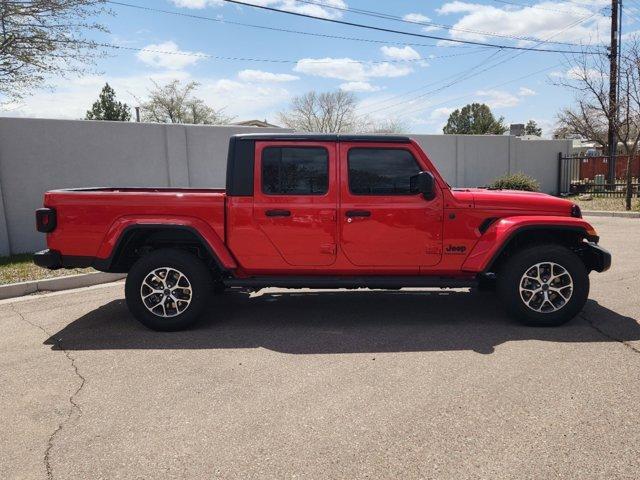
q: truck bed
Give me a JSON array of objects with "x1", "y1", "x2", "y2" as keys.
[{"x1": 43, "y1": 187, "x2": 226, "y2": 259}]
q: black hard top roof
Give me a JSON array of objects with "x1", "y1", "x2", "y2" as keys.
[{"x1": 231, "y1": 133, "x2": 412, "y2": 143}]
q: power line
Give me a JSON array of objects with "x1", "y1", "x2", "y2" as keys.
[
  {"x1": 222, "y1": 0, "x2": 604, "y2": 54},
  {"x1": 397, "y1": 63, "x2": 563, "y2": 120},
  {"x1": 624, "y1": 0, "x2": 640, "y2": 22},
  {"x1": 359, "y1": 50, "x2": 505, "y2": 115},
  {"x1": 106, "y1": 1, "x2": 478, "y2": 50},
  {"x1": 289, "y1": 0, "x2": 587, "y2": 46},
  {"x1": 492, "y1": 0, "x2": 608, "y2": 15},
  {"x1": 70, "y1": 39, "x2": 484, "y2": 65},
  {"x1": 360, "y1": 9, "x2": 602, "y2": 118}
]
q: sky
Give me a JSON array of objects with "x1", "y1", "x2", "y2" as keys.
[{"x1": 3, "y1": 0, "x2": 640, "y2": 135}]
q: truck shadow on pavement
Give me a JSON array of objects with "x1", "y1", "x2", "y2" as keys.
[{"x1": 44, "y1": 290, "x2": 640, "y2": 355}]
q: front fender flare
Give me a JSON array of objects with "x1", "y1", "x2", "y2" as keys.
[{"x1": 461, "y1": 216, "x2": 598, "y2": 273}]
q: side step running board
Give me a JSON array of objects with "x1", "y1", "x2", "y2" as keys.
[{"x1": 223, "y1": 276, "x2": 478, "y2": 289}]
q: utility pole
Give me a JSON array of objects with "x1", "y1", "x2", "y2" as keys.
[{"x1": 607, "y1": 0, "x2": 619, "y2": 186}]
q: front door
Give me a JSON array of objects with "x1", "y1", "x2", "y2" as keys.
[
  {"x1": 253, "y1": 141, "x2": 338, "y2": 266},
  {"x1": 338, "y1": 143, "x2": 443, "y2": 269}
]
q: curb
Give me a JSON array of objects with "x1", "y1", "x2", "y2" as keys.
[
  {"x1": 583, "y1": 210, "x2": 640, "y2": 218},
  {"x1": 0, "y1": 272, "x2": 126, "y2": 301}
]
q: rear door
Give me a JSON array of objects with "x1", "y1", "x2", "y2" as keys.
[
  {"x1": 338, "y1": 143, "x2": 443, "y2": 268},
  {"x1": 252, "y1": 141, "x2": 338, "y2": 266}
]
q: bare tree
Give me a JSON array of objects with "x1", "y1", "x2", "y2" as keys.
[
  {"x1": 278, "y1": 90, "x2": 359, "y2": 133},
  {"x1": 556, "y1": 38, "x2": 640, "y2": 210},
  {"x1": 365, "y1": 117, "x2": 407, "y2": 134},
  {"x1": 278, "y1": 90, "x2": 407, "y2": 134},
  {"x1": 554, "y1": 104, "x2": 608, "y2": 149},
  {"x1": 138, "y1": 80, "x2": 233, "y2": 125},
  {"x1": 0, "y1": 0, "x2": 109, "y2": 102}
]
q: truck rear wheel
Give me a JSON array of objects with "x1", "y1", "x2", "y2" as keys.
[
  {"x1": 497, "y1": 244, "x2": 589, "y2": 327},
  {"x1": 125, "y1": 248, "x2": 213, "y2": 331}
]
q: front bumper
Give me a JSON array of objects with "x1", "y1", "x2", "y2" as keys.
[
  {"x1": 33, "y1": 249, "x2": 94, "y2": 270},
  {"x1": 584, "y1": 243, "x2": 612, "y2": 273}
]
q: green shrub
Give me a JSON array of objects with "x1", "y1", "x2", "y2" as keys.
[{"x1": 488, "y1": 172, "x2": 540, "y2": 192}]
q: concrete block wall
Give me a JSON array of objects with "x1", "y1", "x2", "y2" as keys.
[
  {"x1": 0, "y1": 118, "x2": 571, "y2": 255},
  {"x1": 412, "y1": 134, "x2": 571, "y2": 193},
  {"x1": 0, "y1": 118, "x2": 289, "y2": 255}
]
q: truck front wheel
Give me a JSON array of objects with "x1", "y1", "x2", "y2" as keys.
[
  {"x1": 497, "y1": 244, "x2": 589, "y2": 327},
  {"x1": 125, "y1": 248, "x2": 213, "y2": 331}
]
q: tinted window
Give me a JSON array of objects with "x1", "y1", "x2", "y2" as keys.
[
  {"x1": 262, "y1": 147, "x2": 329, "y2": 195},
  {"x1": 348, "y1": 148, "x2": 421, "y2": 195}
]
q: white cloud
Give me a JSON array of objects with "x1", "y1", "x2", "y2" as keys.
[
  {"x1": 170, "y1": 0, "x2": 347, "y2": 19},
  {"x1": 380, "y1": 45, "x2": 421, "y2": 61},
  {"x1": 1, "y1": 70, "x2": 291, "y2": 121},
  {"x1": 170, "y1": 0, "x2": 223, "y2": 8},
  {"x1": 518, "y1": 87, "x2": 536, "y2": 96},
  {"x1": 339, "y1": 81, "x2": 381, "y2": 92},
  {"x1": 402, "y1": 13, "x2": 441, "y2": 32},
  {"x1": 278, "y1": 0, "x2": 347, "y2": 19},
  {"x1": 237, "y1": 69, "x2": 299, "y2": 82},
  {"x1": 476, "y1": 89, "x2": 521, "y2": 108},
  {"x1": 200, "y1": 79, "x2": 291, "y2": 118},
  {"x1": 436, "y1": 1, "x2": 609, "y2": 45},
  {"x1": 402, "y1": 12, "x2": 442, "y2": 33},
  {"x1": 403, "y1": 13, "x2": 431, "y2": 23},
  {"x1": 294, "y1": 57, "x2": 412, "y2": 82},
  {"x1": 566, "y1": 65, "x2": 604, "y2": 80},
  {"x1": 137, "y1": 41, "x2": 204, "y2": 70},
  {"x1": 429, "y1": 107, "x2": 455, "y2": 120},
  {"x1": 0, "y1": 71, "x2": 191, "y2": 120}
]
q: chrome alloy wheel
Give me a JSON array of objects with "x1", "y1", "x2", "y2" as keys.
[
  {"x1": 518, "y1": 262, "x2": 573, "y2": 314},
  {"x1": 140, "y1": 267, "x2": 192, "y2": 318}
]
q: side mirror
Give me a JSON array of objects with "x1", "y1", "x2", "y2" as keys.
[{"x1": 410, "y1": 171, "x2": 436, "y2": 200}]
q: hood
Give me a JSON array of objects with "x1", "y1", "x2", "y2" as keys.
[{"x1": 453, "y1": 188, "x2": 574, "y2": 215}]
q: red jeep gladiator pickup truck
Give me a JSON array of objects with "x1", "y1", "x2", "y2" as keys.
[{"x1": 34, "y1": 134, "x2": 610, "y2": 331}]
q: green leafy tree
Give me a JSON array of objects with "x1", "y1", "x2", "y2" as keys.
[
  {"x1": 524, "y1": 120, "x2": 542, "y2": 136},
  {"x1": 85, "y1": 83, "x2": 131, "y2": 121},
  {"x1": 0, "y1": 0, "x2": 109, "y2": 102},
  {"x1": 442, "y1": 103, "x2": 507, "y2": 135}
]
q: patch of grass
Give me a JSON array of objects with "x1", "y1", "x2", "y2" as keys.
[
  {"x1": 568, "y1": 195, "x2": 640, "y2": 213},
  {"x1": 0, "y1": 253, "x2": 94, "y2": 285}
]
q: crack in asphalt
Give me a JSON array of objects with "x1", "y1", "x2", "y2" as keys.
[
  {"x1": 580, "y1": 311, "x2": 640, "y2": 355},
  {"x1": 9, "y1": 304, "x2": 86, "y2": 480}
]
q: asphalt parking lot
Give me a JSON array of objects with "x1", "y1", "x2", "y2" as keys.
[{"x1": 1, "y1": 216, "x2": 639, "y2": 480}]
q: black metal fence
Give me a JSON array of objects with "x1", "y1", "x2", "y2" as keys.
[{"x1": 558, "y1": 153, "x2": 640, "y2": 197}]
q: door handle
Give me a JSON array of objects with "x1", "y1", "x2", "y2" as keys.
[
  {"x1": 265, "y1": 209, "x2": 291, "y2": 217},
  {"x1": 345, "y1": 210, "x2": 371, "y2": 218}
]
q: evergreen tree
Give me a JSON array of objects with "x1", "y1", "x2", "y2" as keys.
[
  {"x1": 524, "y1": 120, "x2": 542, "y2": 136},
  {"x1": 86, "y1": 83, "x2": 131, "y2": 121}
]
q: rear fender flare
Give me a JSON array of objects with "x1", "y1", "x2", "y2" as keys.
[
  {"x1": 95, "y1": 216, "x2": 237, "y2": 271},
  {"x1": 461, "y1": 216, "x2": 598, "y2": 273}
]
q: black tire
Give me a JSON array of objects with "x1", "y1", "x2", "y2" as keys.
[
  {"x1": 497, "y1": 244, "x2": 589, "y2": 327},
  {"x1": 125, "y1": 248, "x2": 213, "y2": 331}
]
